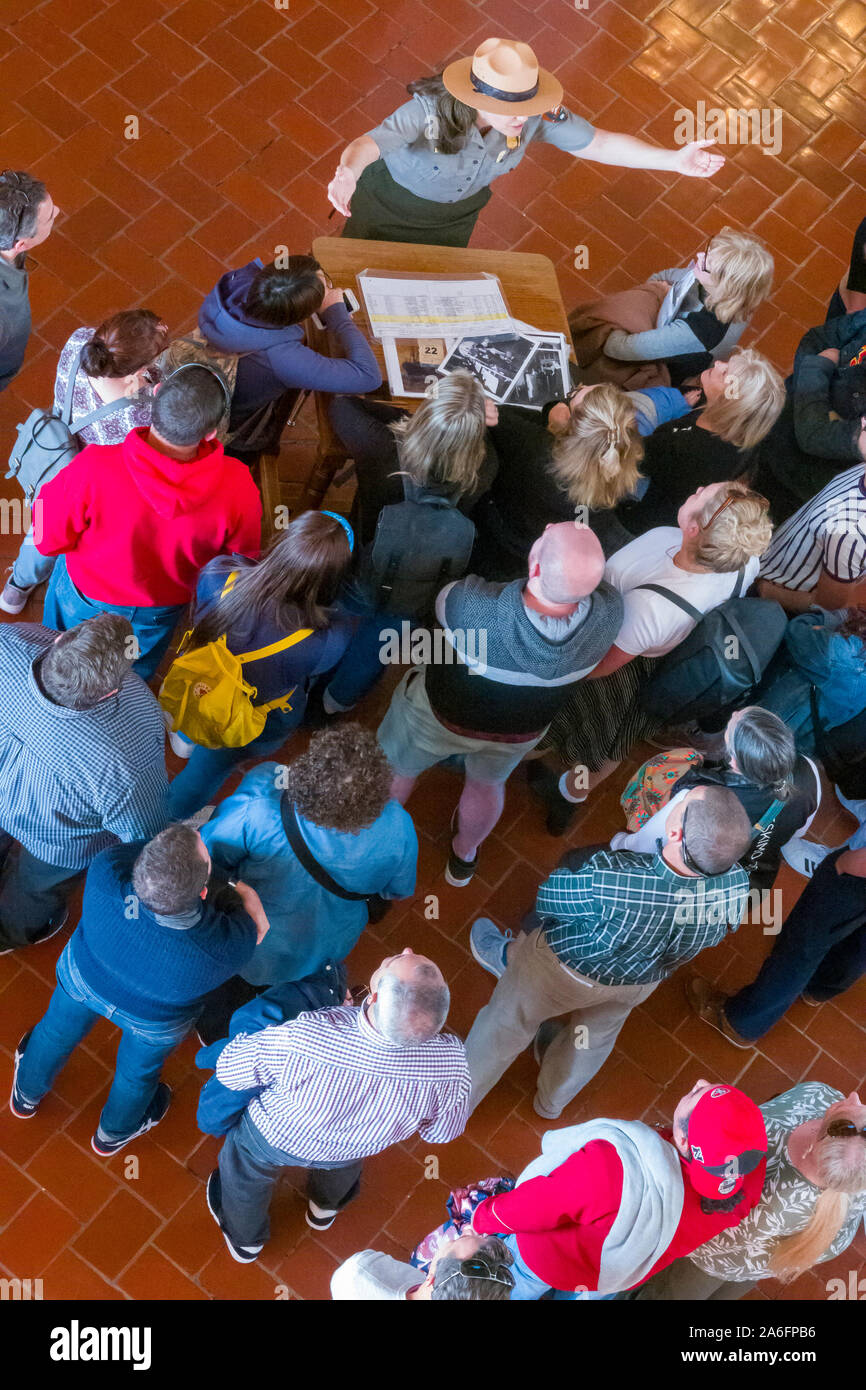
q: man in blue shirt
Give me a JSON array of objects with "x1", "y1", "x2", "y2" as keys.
[{"x1": 9, "y1": 824, "x2": 264, "y2": 1156}]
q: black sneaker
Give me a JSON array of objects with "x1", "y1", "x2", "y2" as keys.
[
  {"x1": 91, "y1": 1081, "x2": 172, "y2": 1156},
  {"x1": 445, "y1": 846, "x2": 478, "y2": 887},
  {"x1": 206, "y1": 1169, "x2": 263, "y2": 1263},
  {"x1": 9, "y1": 1032, "x2": 39, "y2": 1118},
  {"x1": 0, "y1": 908, "x2": 69, "y2": 958},
  {"x1": 526, "y1": 761, "x2": 583, "y2": 836},
  {"x1": 305, "y1": 1199, "x2": 339, "y2": 1231}
]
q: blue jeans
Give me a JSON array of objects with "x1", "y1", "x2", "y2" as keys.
[
  {"x1": 42, "y1": 555, "x2": 183, "y2": 682},
  {"x1": 503, "y1": 1233, "x2": 614, "y2": 1300},
  {"x1": 217, "y1": 1111, "x2": 362, "y2": 1248},
  {"x1": 11, "y1": 524, "x2": 56, "y2": 589},
  {"x1": 725, "y1": 847, "x2": 866, "y2": 1037},
  {"x1": 166, "y1": 704, "x2": 304, "y2": 819},
  {"x1": 326, "y1": 579, "x2": 410, "y2": 710},
  {"x1": 17, "y1": 944, "x2": 192, "y2": 1139}
]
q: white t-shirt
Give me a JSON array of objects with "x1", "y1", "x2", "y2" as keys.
[
  {"x1": 604, "y1": 528, "x2": 760, "y2": 658},
  {"x1": 610, "y1": 789, "x2": 690, "y2": 853},
  {"x1": 331, "y1": 1250, "x2": 421, "y2": 1300}
]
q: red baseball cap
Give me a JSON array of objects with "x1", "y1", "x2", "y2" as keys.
[{"x1": 685, "y1": 1085, "x2": 767, "y2": 1200}]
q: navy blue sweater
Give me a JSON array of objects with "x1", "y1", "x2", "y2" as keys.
[
  {"x1": 198, "y1": 258, "x2": 382, "y2": 419},
  {"x1": 69, "y1": 844, "x2": 258, "y2": 1023}
]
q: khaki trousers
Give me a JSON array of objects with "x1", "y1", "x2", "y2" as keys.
[{"x1": 465, "y1": 927, "x2": 658, "y2": 1116}]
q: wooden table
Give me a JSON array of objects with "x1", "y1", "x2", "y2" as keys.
[{"x1": 300, "y1": 236, "x2": 574, "y2": 510}]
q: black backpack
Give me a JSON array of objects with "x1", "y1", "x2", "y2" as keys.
[
  {"x1": 637, "y1": 572, "x2": 788, "y2": 723},
  {"x1": 809, "y1": 687, "x2": 866, "y2": 800},
  {"x1": 361, "y1": 490, "x2": 476, "y2": 619}
]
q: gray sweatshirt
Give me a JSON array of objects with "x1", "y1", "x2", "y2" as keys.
[{"x1": 0, "y1": 252, "x2": 31, "y2": 393}]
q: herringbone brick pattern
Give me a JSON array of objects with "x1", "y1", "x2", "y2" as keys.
[{"x1": 0, "y1": 0, "x2": 864, "y2": 1301}]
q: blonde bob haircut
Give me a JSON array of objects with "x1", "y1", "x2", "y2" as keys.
[
  {"x1": 701, "y1": 347, "x2": 785, "y2": 452},
  {"x1": 693, "y1": 480, "x2": 773, "y2": 573},
  {"x1": 768, "y1": 1111, "x2": 866, "y2": 1281},
  {"x1": 549, "y1": 383, "x2": 644, "y2": 511},
  {"x1": 390, "y1": 369, "x2": 487, "y2": 497},
  {"x1": 704, "y1": 226, "x2": 774, "y2": 323}
]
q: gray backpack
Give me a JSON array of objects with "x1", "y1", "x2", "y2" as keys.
[{"x1": 6, "y1": 347, "x2": 134, "y2": 503}]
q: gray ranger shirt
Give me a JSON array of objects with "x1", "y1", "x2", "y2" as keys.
[{"x1": 366, "y1": 95, "x2": 596, "y2": 203}]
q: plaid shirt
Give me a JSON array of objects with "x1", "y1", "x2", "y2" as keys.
[
  {"x1": 537, "y1": 849, "x2": 749, "y2": 986},
  {"x1": 216, "y1": 1002, "x2": 471, "y2": 1163}
]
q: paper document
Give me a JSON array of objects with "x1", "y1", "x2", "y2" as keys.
[{"x1": 359, "y1": 271, "x2": 510, "y2": 338}]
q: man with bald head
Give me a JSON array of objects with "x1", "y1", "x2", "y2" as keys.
[
  {"x1": 377, "y1": 522, "x2": 623, "y2": 885},
  {"x1": 205, "y1": 946, "x2": 470, "y2": 1262}
]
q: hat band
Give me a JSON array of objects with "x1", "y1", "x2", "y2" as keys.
[{"x1": 470, "y1": 69, "x2": 540, "y2": 103}]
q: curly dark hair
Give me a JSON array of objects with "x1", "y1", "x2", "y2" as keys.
[{"x1": 281, "y1": 723, "x2": 393, "y2": 833}]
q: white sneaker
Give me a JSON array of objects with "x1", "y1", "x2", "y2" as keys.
[
  {"x1": 169, "y1": 729, "x2": 194, "y2": 758},
  {"x1": 781, "y1": 839, "x2": 833, "y2": 878},
  {"x1": 0, "y1": 576, "x2": 34, "y2": 615}
]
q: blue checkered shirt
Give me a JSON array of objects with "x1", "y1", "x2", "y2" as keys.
[
  {"x1": 0, "y1": 624, "x2": 170, "y2": 869},
  {"x1": 537, "y1": 848, "x2": 749, "y2": 986}
]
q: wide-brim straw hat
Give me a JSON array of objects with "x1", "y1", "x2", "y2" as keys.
[{"x1": 443, "y1": 38, "x2": 564, "y2": 117}]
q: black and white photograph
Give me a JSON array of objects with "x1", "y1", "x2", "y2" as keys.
[
  {"x1": 505, "y1": 338, "x2": 570, "y2": 409},
  {"x1": 438, "y1": 332, "x2": 539, "y2": 402}
]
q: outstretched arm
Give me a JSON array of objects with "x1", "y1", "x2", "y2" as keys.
[{"x1": 575, "y1": 130, "x2": 723, "y2": 179}]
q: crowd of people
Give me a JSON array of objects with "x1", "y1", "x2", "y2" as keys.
[{"x1": 1, "y1": 36, "x2": 865, "y2": 1302}]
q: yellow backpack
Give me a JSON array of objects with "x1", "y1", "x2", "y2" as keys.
[{"x1": 159, "y1": 573, "x2": 313, "y2": 749}]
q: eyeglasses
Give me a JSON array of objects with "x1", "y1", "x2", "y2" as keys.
[
  {"x1": 678, "y1": 804, "x2": 706, "y2": 876},
  {"x1": 435, "y1": 1256, "x2": 515, "y2": 1291},
  {"x1": 825, "y1": 1119, "x2": 866, "y2": 1139},
  {"x1": 0, "y1": 170, "x2": 35, "y2": 245},
  {"x1": 694, "y1": 239, "x2": 714, "y2": 274}
]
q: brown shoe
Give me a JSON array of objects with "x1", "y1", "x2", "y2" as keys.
[{"x1": 685, "y1": 975, "x2": 754, "y2": 1050}]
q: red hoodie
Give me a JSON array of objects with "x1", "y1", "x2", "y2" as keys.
[
  {"x1": 36, "y1": 428, "x2": 262, "y2": 606},
  {"x1": 472, "y1": 1132, "x2": 765, "y2": 1292}
]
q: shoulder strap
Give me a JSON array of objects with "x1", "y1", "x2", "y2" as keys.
[
  {"x1": 721, "y1": 602, "x2": 764, "y2": 683},
  {"x1": 215, "y1": 571, "x2": 314, "y2": 663},
  {"x1": 634, "y1": 582, "x2": 703, "y2": 624},
  {"x1": 238, "y1": 628, "x2": 314, "y2": 664},
  {"x1": 279, "y1": 796, "x2": 371, "y2": 902},
  {"x1": 61, "y1": 347, "x2": 85, "y2": 423},
  {"x1": 733, "y1": 566, "x2": 747, "y2": 598},
  {"x1": 60, "y1": 344, "x2": 135, "y2": 431},
  {"x1": 750, "y1": 797, "x2": 787, "y2": 841}
]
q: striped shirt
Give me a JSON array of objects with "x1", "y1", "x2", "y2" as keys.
[
  {"x1": 538, "y1": 849, "x2": 749, "y2": 986},
  {"x1": 0, "y1": 625, "x2": 170, "y2": 869},
  {"x1": 759, "y1": 463, "x2": 866, "y2": 591},
  {"x1": 215, "y1": 1003, "x2": 471, "y2": 1162}
]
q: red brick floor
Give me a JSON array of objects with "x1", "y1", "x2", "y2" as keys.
[{"x1": 1, "y1": 0, "x2": 865, "y2": 1301}]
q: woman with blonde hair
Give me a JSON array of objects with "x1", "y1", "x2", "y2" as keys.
[
  {"x1": 573, "y1": 227, "x2": 774, "y2": 390},
  {"x1": 617, "y1": 348, "x2": 785, "y2": 536},
  {"x1": 329, "y1": 369, "x2": 496, "y2": 546},
  {"x1": 472, "y1": 381, "x2": 702, "y2": 580},
  {"x1": 529, "y1": 480, "x2": 774, "y2": 832},
  {"x1": 627, "y1": 1082, "x2": 866, "y2": 1299}
]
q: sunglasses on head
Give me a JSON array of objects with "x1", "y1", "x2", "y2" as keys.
[
  {"x1": 435, "y1": 1255, "x2": 515, "y2": 1291},
  {"x1": 825, "y1": 1119, "x2": 866, "y2": 1139},
  {"x1": 698, "y1": 489, "x2": 768, "y2": 533}
]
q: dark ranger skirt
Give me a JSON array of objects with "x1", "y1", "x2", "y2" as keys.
[
  {"x1": 542, "y1": 656, "x2": 662, "y2": 770},
  {"x1": 341, "y1": 160, "x2": 491, "y2": 248}
]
